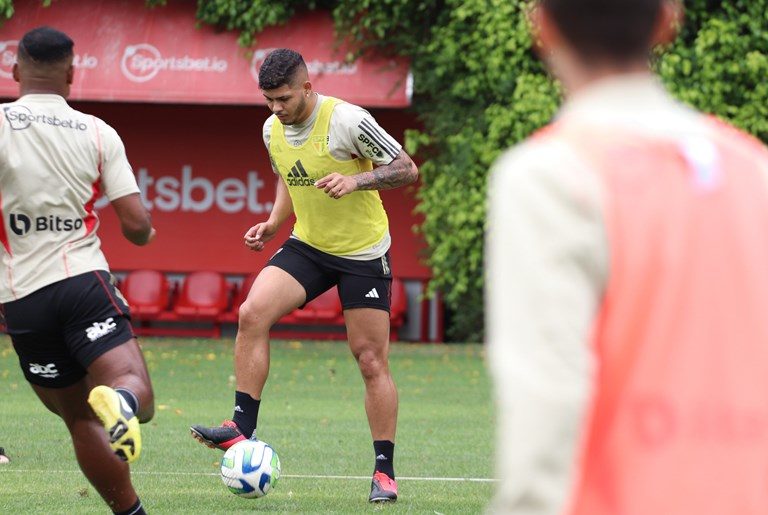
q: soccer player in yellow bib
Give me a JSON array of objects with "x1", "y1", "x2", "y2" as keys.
[{"x1": 191, "y1": 49, "x2": 418, "y2": 503}]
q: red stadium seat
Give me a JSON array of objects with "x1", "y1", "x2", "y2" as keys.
[
  {"x1": 219, "y1": 273, "x2": 258, "y2": 324},
  {"x1": 275, "y1": 281, "x2": 407, "y2": 340},
  {"x1": 240, "y1": 273, "x2": 258, "y2": 303},
  {"x1": 299, "y1": 287, "x2": 344, "y2": 324},
  {"x1": 389, "y1": 278, "x2": 408, "y2": 340},
  {"x1": 273, "y1": 286, "x2": 345, "y2": 340},
  {"x1": 390, "y1": 278, "x2": 407, "y2": 327},
  {"x1": 112, "y1": 271, "x2": 412, "y2": 341},
  {"x1": 173, "y1": 271, "x2": 230, "y2": 323},
  {"x1": 121, "y1": 269, "x2": 171, "y2": 319},
  {"x1": 280, "y1": 287, "x2": 344, "y2": 325}
]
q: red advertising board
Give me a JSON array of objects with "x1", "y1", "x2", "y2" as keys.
[
  {"x1": 0, "y1": 0, "x2": 411, "y2": 107},
  {"x1": 0, "y1": 0, "x2": 429, "y2": 280},
  {"x1": 77, "y1": 102, "x2": 430, "y2": 279}
]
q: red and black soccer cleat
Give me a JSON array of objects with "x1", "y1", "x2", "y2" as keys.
[
  {"x1": 190, "y1": 420, "x2": 246, "y2": 451},
  {"x1": 369, "y1": 471, "x2": 398, "y2": 503}
]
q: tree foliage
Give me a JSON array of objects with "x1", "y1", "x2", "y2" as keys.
[
  {"x1": 658, "y1": 0, "x2": 768, "y2": 141},
  {"x1": 402, "y1": 0, "x2": 559, "y2": 341},
  {"x1": 3, "y1": 0, "x2": 766, "y2": 341}
]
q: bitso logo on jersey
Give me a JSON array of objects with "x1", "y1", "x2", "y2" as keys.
[
  {"x1": 9, "y1": 213, "x2": 30, "y2": 236},
  {"x1": 9, "y1": 213, "x2": 84, "y2": 236}
]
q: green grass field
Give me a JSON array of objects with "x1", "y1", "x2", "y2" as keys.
[{"x1": 0, "y1": 337, "x2": 495, "y2": 513}]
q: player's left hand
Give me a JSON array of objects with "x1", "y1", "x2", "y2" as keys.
[{"x1": 315, "y1": 173, "x2": 357, "y2": 199}]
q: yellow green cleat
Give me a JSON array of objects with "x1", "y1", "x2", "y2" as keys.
[{"x1": 88, "y1": 385, "x2": 141, "y2": 463}]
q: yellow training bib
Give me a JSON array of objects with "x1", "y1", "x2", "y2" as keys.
[{"x1": 269, "y1": 97, "x2": 389, "y2": 255}]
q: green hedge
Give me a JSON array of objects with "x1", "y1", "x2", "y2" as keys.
[
  {"x1": 659, "y1": 0, "x2": 768, "y2": 141},
  {"x1": 4, "y1": 0, "x2": 766, "y2": 341}
]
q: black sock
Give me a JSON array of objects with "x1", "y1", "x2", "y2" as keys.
[
  {"x1": 373, "y1": 440, "x2": 395, "y2": 478},
  {"x1": 113, "y1": 497, "x2": 146, "y2": 515},
  {"x1": 115, "y1": 388, "x2": 139, "y2": 415},
  {"x1": 233, "y1": 391, "x2": 260, "y2": 439}
]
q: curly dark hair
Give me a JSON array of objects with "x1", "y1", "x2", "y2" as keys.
[{"x1": 258, "y1": 48, "x2": 307, "y2": 90}]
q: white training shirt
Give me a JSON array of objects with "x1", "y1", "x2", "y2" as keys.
[
  {"x1": 262, "y1": 94, "x2": 402, "y2": 259},
  {"x1": 0, "y1": 94, "x2": 140, "y2": 302},
  {"x1": 485, "y1": 74, "x2": 727, "y2": 514}
]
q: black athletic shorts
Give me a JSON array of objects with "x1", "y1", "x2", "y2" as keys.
[
  {"x1": 4, "y1": 270, "x2": 135, "y2": 388},
  {"x1": 267, "y1": 238, "x2": 393, "y2": 312}
]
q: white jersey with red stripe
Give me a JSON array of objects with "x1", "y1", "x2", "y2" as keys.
[{"x1": 0, "y1": 94, "x2": 140, "y2": 302}]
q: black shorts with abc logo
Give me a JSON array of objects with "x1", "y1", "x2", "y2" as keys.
[
  {"x1": 268, "y1": 238, "x2": 393, "y2": 312},
  {"x1": 4, "y1": 270, "x2": 135, "y2": 388}
]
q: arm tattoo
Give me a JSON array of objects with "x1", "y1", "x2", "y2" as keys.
[{"x1": 354, "y1": 150, "x2": 417, "y2": 191}]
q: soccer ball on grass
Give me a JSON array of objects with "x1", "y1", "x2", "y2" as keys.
[{"x1": 220, "y1": 439, "x2": 281, "y2": 498}]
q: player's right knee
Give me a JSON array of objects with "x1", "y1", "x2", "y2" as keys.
[
  {"x1": 237, "y1": 300, "x2": 273, "y2": 331},
  {"x1": 355, "y1": 349, "x2": 388, "y2": 381}
]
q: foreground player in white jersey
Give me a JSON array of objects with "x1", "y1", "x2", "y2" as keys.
[
  {"x1": 191, "y1": 49, "x2": 418, "y2": 503},
  {"x1": 1, "y1": 27, "x2": 155, "y2": 515}
]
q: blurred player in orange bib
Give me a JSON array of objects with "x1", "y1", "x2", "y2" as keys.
[{"x1": 486, "y1": 1, "x2": 768, "y2": 514}]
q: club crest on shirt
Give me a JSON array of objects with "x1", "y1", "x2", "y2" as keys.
[{"x1": 311, "y1": 135, "x2": 325, "y2": 155}]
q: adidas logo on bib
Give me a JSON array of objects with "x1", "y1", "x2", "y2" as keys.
[
  {"x1": 365, "y1": 288, "x2": 380, "y2": 299},
  {"x1": 286, "y1": 159, "x2": 315, "y2": 187}
]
